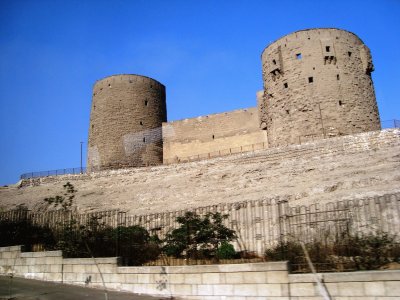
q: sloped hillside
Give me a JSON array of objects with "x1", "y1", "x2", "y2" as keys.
[{"x1": 0, "y1": 129, "x2": 399, "y2": 215}]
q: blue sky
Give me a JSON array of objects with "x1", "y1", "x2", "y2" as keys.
[{"x1": 0, "y1": 0, "x2": 399, "y2": 185}]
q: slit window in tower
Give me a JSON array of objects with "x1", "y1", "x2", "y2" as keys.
[
  {"x1": 272, "y1": 59, "x2": 277, "y2": 65},
  {"x1": 143, "y1": 137, "x2": 146, "y2": 143},
  {"x1": 284, "y1": 83, "x2": 288, "y2": 88},
  {"x1": 308, "y1": 77, "x2": 314, "y2": 83},
  {"x1": 337, "y1": 74, "x2": 340, "y2": 80},
  {"x1": 140, "y1": 121, "x2": 143, "y2": 125},
  {"x1": 326, "y1": 46, "x2": 330, "y2": 52},
  {"x1": 212, "y1": 135, "x2": 215, "y2": 140},
  {"x1": 348, "y1": 51, "x2": 352, "y2": 57},
  {"x1": 339, "y1": 101, "x2": 343, "y2": 106},
  {"x1": 145, "y1": 100, "x2": 148, "y2": 106},
  {"x1": 296, "y1": 53, "x2": 302, "y2": 60}
]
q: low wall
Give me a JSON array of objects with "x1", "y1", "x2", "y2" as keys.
[{"x1": 1, "y1": 246, "x2": 399, "y2": 299}]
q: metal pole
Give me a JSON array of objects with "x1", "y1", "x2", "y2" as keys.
[
  {"x1": 80, "y1": 142, "x2": 83, "y2": 174},
  {"x1": 318, "y1": 103, "x2": 326, "y2": 138}
]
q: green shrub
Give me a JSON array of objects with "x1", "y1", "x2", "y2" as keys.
[
  {"x1": 264, "y1": 232, "x2": 399, "y2": 272},
  {"x1": 216, "y1": 242, "x2": 237, "y2": 259}
]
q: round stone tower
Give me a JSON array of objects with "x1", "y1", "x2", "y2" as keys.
[
  {"x1": 87, "y1": 74, "x2": 167, "y2": 171},
  {"x1": 259, "y1": 28, "x2": 380, "y2": 147}
]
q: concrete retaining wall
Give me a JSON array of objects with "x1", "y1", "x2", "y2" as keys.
[{"x1": 1, "y1": 246, "x2": 399, "y2": 299}]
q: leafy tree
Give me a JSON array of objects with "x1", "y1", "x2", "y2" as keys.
[{"x1": 163, "y1": 211, "x2": 236, "y2": 260}]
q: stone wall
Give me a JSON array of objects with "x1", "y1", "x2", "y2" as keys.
[
  {"x1": 260, "y1": 28, "x2": 381, "y2": 147},
  {"x1": 87, "y1": 74, "x2": 167, "y2": 171},
  {"x1": 1, "y1": 246, "x2": 399, "y2": 299},
  {"x1": 162, "y1": 107, "x2": 268, "y2": 163}
]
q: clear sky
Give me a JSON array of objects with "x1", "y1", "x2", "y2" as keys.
[{"x1": 0, "y1": 0, "x2": 399, "y2": 186}]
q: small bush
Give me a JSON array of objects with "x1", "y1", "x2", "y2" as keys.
[
  {"x1": 264, "y1": 232, "x2": 399, "y2": 272},
  {"x1": 216, "y1": 242, "x2": 237, "y2": 259}
]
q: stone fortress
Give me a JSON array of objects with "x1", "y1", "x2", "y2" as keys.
[
  {"x1": 1, "y1": 28, "x2": 400, "y2": 300},
  {"x1": 1, "y1": 28, "x2": 399, "y2": 217},
  {"x1": 87, "y1": 28, "x2": 381, "y2": 171}
]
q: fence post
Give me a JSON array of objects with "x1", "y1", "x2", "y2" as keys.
[{"x1": 277, "y1": 200, "x2": 289, "y2": 258}]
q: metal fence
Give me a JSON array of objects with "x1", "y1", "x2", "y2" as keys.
[
  {"x1": 20, "y1": 167, "x2": 86, "y2": 180},
  {"x1": 1, "y1": 192, "x2": 399, "y2": 269},
  {"x1": 381, "y1": 119, "x2": 400, "y2": 129}
]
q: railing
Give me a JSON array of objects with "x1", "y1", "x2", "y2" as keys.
[
  {"x1": 163, "y1": 142, "x2": 268, "y2": 165},
  {"x1": 1, "y1": 192, "x2": 399, "y2": 264},
  {"x1": 20, "y1": 167, "x2": 86, "y2": 180},
  {"x1": 381, "y1": 119, "x2": 400, "y2": 129}
]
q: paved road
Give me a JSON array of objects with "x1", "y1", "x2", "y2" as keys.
[{"x1": 0, "y1": 276, "x2": 170, "y2": 300}]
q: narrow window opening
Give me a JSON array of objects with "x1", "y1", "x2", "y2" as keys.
[
  {"x1": 313, "y1": 67, "x2": 315, "y2": 70},
  {"x1": 296, "y1": 53, "x2": 302, "y2": 60},
  {"x1": 92, "y1": 124, "x2": 94, "y2": 129},
  {"x1": 325, "y1": 46, "x2": 330, "y2": 52},
  {"x1": 337, "y1": 74, "x2": 340, "y2": 80},
  {"x1": 140, "y1": 121, "x2": 143, "y2": 125},
  {"x1": 108, "y1": 84, "x2": 111, "y2": 87},
  {"x1": 339, "y1": 100, "x2": 343, "y2": 106},
  {"x1": 307, "y1": 37, "x2": 310, "y2": 40},
  {"x1": 308, "y1": 77, "x2": 314, "y2": 83},
  {"x1": 144, "y1": 100, "x2": 148, "y2": 106},
  {"x1": 286, "y1": 109, "x2": 290, "y2": 115},
  {"x1": 284, "y1": 82, "x2": 288, "y2": 88},
  {"x1": 272, "y1": 59, "x2": 277, "y2": 65},
  {"x1": 348, "y1": 51, "x2": 352, "y2": 57},
  {"x1": 212, "y1": 135, "x2": 215, "y2": 139},
  {"x1": 143, "y1": 137, "x2": 146, "y2": 143}
]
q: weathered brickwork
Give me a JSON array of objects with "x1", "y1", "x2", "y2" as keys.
[
  {"x1": 162, "y1": 108, "x2": 268, "y2": 162},
  {"x1": 87, "y1": 74, "x2": 167, "y2": 171},
  {"x1": 260, "y1": 28, "x2": 381, "y2": 147}
]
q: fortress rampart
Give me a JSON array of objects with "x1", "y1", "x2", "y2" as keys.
[
  {"x1": 162, "y1": 107, "x2": 268, "y2": 163},
  {"x1": 86, "y1": 28, "x2": 381, "y2": 171}
]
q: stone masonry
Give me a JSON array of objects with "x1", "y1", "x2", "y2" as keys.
[
  {"x1": 87, "y1": 74, "x2": 167, "y2": 171},
  {"x1": 259, "y1": 28, "x2": 380, "y2": 147},
  {"x1": 162, "y1": 108, "x2": 268, "y2": 163},
  {"x1": 86, "y1": 28, "x2": 381, "y2": 168},
  {"x1": 1, "y1": 246, "x2": 400, "y2": 299}
]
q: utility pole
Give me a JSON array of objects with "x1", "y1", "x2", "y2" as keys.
[{"x1": 80, "y1": 142, "x2": 84, "y2": 174}]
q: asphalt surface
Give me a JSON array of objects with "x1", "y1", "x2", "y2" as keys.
[{"x1": 0, "y1": 276, "x2": 171, "y2": 300}]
